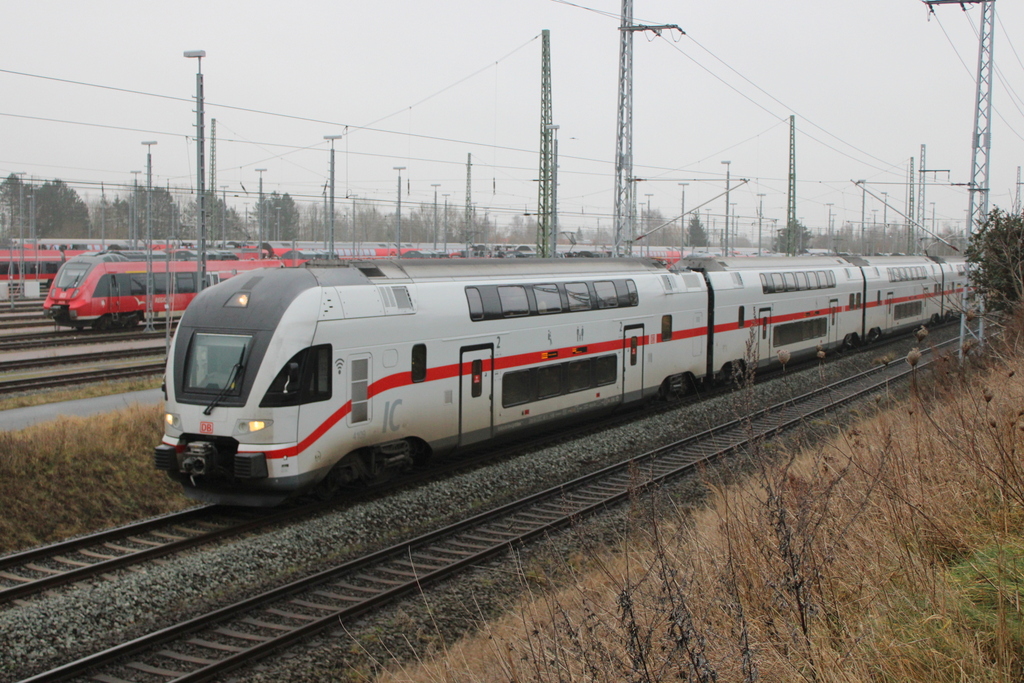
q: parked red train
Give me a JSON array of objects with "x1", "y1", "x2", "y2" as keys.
[{"x1": 43, "y1": 255, "x2": 284, "y2": 330}]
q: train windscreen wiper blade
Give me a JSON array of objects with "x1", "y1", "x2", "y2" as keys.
[{"x1": 203, "y1": 348, "x2": 246, "y2": 416}]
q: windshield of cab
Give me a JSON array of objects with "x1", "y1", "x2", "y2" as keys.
[
  {"x1": 54, "y1": 262, "x2": 91, "y2": 289},
  {"x1": 185, "y1": 333, "x2": 252, "y2": 394}
]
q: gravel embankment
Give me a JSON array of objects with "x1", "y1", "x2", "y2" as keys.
[{"x1": 0, "y1": 331, "x2": 949, "y2": 683}]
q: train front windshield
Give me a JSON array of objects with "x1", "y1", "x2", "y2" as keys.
[
  {"x1": 185, "y1": 333, "x2": 252, "y2": 394},
  {"x1": 54, "y1": 262, "x2": 91, "y2": 289}
]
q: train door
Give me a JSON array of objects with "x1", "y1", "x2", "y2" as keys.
[
  {"x1": 622, "y1": 324, "x2": 645, "y2": 401},
  {"x1": 110, "y1": 273, "x2": 123, "y2": 321},
  {"x1": 885, "y1": 290, "x2": 894, "y2": 330},
  {"x1": 828, "y1": 298, "x2": 840, "y2": 347},
  {"x1": 757, "y1": 307, "x2": 772, "y2": 364},
  {"x1": 459, "y1": 345, "x2": 493, "y2": 447}
]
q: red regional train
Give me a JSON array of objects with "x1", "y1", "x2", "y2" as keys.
[{"x1": 43, "y1": 255, "x2": 284, "y2": 330}]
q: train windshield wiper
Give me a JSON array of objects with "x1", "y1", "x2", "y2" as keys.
[{"x1": 203, "y1": 348, "x2": 246, "y2": 416}]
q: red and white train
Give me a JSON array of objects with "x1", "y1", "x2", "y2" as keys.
[
  {"x1": 154, "y1": 254, "x2": 968, "y2": 506},
  {"x1": 43, "y1": 256, "x2": 284, "y2": 330}
]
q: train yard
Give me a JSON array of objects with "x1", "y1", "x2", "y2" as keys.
[
  {"x1": 0, "y1": 324, "x2": 959, "y2": 682},
  {"x1": 0, "y1": 300, "x2": 167, "y2": 397}
]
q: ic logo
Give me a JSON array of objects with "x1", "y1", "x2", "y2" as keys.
[{"x1": 200, "y1": 421, "x2": 214, "y2": 434}]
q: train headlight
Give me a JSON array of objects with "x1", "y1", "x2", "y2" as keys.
[
  {"x1": 164, "y1": 413, "x2": 181, "y2": 429},
  {"x1": 69, "y1": 288, "x2": 79, "y2": 299},
  {"x1": 226, "y1": 292, "x2": 250, "y2": 308},
  {"x1": 236, "y1": 419, "x2": 272, "y2": 434}
]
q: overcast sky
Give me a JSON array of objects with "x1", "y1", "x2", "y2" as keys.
[{"x1": 1, "y1": 0, "x2": 1022, "y2": 246}]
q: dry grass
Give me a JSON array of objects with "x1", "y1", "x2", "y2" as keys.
[
  {"x1": 376, "y1": 315, "x2": 1024, "y2": 682},
  {"x1": 0, "y1": 403, "x2": 191, "y2": 555}
]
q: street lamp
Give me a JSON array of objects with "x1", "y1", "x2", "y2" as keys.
[
  {"x1": 442, "y1": 194, "x2": 450, "y2": 254},
  {"x1": 758, "y1": 193, "x2": 767, "y2": 256},
  {"x1": 255, "y1": 168, "x2": 267, "y2": 258},
  {"x1": 142, "y1": 141, "x2": 157, "y2": 331},
  {"x1": 325, "y1": 134, "x2": 344, "y2": 258},
  {"x1": 184, "y1": 50, "x2": 207, "y2": 290},
  {"x1": 546, "y1": 124, "x2": 560, "y2": 258},
  {"x1": 678, "y1": 183, "x2": 688, "y2": 258},
  {"x1": 644, "y1": 193, "x2": 654, "y2": 257},
  {"x1": 721, "y1": 161, "x2": 731, "y2": 255},
  {"x1": 393, "y1": 166, "x2": 406, "y2": 257},
  {"x1": 431, "y1": 184, "x2": 441, "y2": 250}
]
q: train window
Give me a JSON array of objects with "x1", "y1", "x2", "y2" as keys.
[
  {"x1": 783, "y1": 272, "x2": 796, "y2": 291},
  {"x1": 826, "y1": 271, "x2": 836, "y2": 287},
  {"x1": 737, "y1": 306, "x2": 745, "y2": 329},
  {"x1": 260, "y1": 345, "x2": 332, "y2": 407},
  {"x1": 465, "y1": 287, "x2": 484, "y2": 321},
  {"x1": 498, "y1": 286, "x2": 530, "y2": 317},
  {"x1": 594, "y1": 355, "x2": 617, "y2": 386},
  {"x1": 594, "y1": 281, "x2": 618, "y2": 309},
  {"x1": 536, "y1": 365, "x2": 563, "y2": 399},
  {"x1": 350, "y1": 357, "x2": 370, "y2": 423},
  {"x1": 304, "y1": 345, "x2": 332, "y2": 402},
  {"x1": 184, "y1": 333, "x2": 251, "y2": 395},
  {"x1": 93, "y1": 274, "x2": 113, "y2": 297},
  {"x1": 795, "y1": 272, "x2": 808, "y2": 290},
  {"x1": 566, "y1": 282, "x2": 591, "y2": 311},
  {"x1": 662, "y1": 315, "x2": 673, "y2": 341},
  {"x1": 856, "y1": 293, "x2": 862, "y2": 309},
  {"x1": 807, "y1": 271, "x2": 820, "y2": 289},
  {"x1": 849, "y1": 294, "x2": 856, "y2": 310},
  {"x1": 629, "y1": 336, "x2": 638, "y2": 366},
  {"x1": 151, "y1": 273, "x2": 168, "y2": 295},
  {"x1": 54, "y1": 262, "x2": 91, "y2": 289},
  {"x1": 411, "y1": 344, "x2": 427, "y2": 383},
  {"x1": 625, "y1": 280, "x2": 639, "y2": 306},
  {"x1": 567, "y1": 360, "x2": 591, "y2": 392},
  {"x1": 130, "y1": 274, "x2": 146, "y2": 296},
  {"x1": 502, "y1": 370, "x2": 532, "y2": 407},
  {"x1": 760, "y1": 273, "x2": 772, "y2": 294},
  {"x1": 894, "y1": 301, "x2": 924, "y2": 320},
  {"x1": 176, "y1": 272, "x2": 196, "y2": 294},
  {"x1": 773, "y1": 317, "x2": 827, "y2": 348},
  {"x1": 771, "y1": 273, "x2": 785, "y2": 292},
  {"x1": 533, "y1": 284, "x2": 562, "y2": 314}
]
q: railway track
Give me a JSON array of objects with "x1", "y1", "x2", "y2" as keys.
[
  {"x1": 0, "y1": 327, "x2": 174, "y2": 352},
  {"x1": 17, "y1": 339, "x2": 954, "y2": 683},
  {"x1": 0, "y1": 362, "x2": 165, "y2": 395}
]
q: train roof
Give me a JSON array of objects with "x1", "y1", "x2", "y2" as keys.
[
  {"x1": 304, "y1": 257, "x2": 670, "y2": 282},
  {"x1": 679, "y1": 255, "x2": 851, "y2": 272}
]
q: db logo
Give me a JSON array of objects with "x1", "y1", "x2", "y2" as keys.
[{"x1": 200, "y1": 421, "x2": 214, "y2": 434}]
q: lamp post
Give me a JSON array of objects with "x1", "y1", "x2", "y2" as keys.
[
  {"x1": 130, "y1": 171, "x2": 141, "y2": 248},
  {"x1": 721, "y1": 161, "x2": 731, "y2": 256},
  {"x1": 546, "y1": 124, "x2": 560, "y2": 258},
  {"x1": 431, "y1": 184, "x2": 441, "y2": 250},
  {"x1": 678, "y1": 183, "x2": 688, "y2": 258},
  {"x1": 644, "y1": 193, "x2": 654, "y2": 257},
  {"x1": 393, "y1": 166, "x2": 406, "y2": 257},
  {"x1": 826, "y1": 202, "x2": 834, "y2": 254},
  {"x1": 142, "y1": 141, "x2": 157, "y2": 331},
  {"x1": 881, "y1": 192, "x2": 889, "y2": 251},
  {"x1": 758, "y1": 193, "x2": 767, "y2": 256},
  {"x1": 442, "y1": 194, "x2": 450, "y2": 255},
  {"x1": 325, "y1": 134, "x2": 344, "y2": 258},
  {"x1": 857, "y1": 179, "x2": 867, "y2": 255},
  {"x1": 255, "y1": 168, "x2": 267, "y2": 258},
  {"x1": 184, "y1": 50, "x2": 207, "y2": 290}
]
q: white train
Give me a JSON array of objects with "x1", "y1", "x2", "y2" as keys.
[{"x1": 154, "y1": 255, "x2": 968, "y2": 506}]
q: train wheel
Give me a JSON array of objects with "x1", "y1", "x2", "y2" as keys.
[
  {"x1": 866, "y1": 327, "x2": 881, "y2": 344},
  {"x1": 841, "y1": 333, "x2": 858, "y2": 351},
  {"x1": 92, "y1": 315, "x2": 111, "y2": 331}
]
